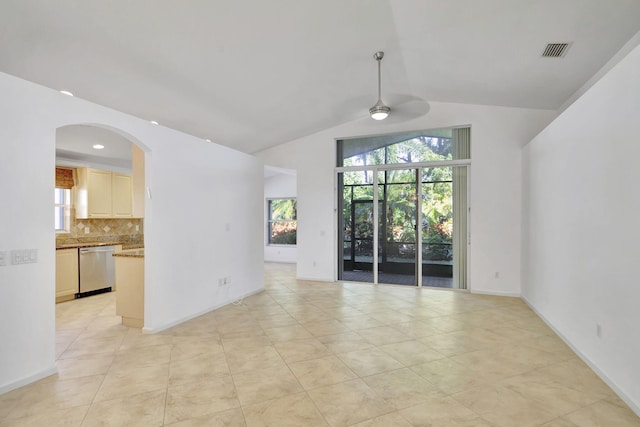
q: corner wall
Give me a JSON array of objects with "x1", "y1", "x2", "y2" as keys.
[
  {"x1": 522, "y1": 44, "x2": 640, "y2": 413},
  {"x1": 256, "y1": 103, "x2": 556, "y2": 291},
  {"x1": 0, "y1": 72, "x2": 264, "y2": 394}
]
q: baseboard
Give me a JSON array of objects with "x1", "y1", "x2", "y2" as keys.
[
  {"x1": 0, "y1": 365, "x2": 57, "y2": 396},
  {"x1": 263, "y1": 260, "x2": 296, "y2": 264},
  {"x1": 296, "y1": 276, "x2": 334, "y2": 283},
  {"x1": 142, "y1": 287, "x2": 265, "y2": 334},
  {"x1": 522, "y1": 295, "x2": 640, "y2": 417},
  {"x1": 470, "y1": 288, "x2": 521, "y2": 297}
]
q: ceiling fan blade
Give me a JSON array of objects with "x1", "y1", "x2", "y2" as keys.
[
  {"x1": 385, "y1": 99, "x2": 431, "y2": 123},
  {"x1": 338, "y1": 94, "x2": 429, "y2": 124},
  {"x1": 384, "y1": 93, "x2": 422, "y2": 106},
  {"x1": 335, "y1": 94, "x2": 376, "y2": 122}
]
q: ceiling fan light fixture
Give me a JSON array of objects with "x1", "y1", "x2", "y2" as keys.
[
  {"x1": 369, "y1": 100, "x2": 390, "y2": 120},
  {"x1": 370, "y1": 51, "x2": 390, "y2": 120}
]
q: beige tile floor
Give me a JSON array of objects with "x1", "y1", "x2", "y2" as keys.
[{"x1": 1, "y1": 262, "x2": 638, "y2": 426}]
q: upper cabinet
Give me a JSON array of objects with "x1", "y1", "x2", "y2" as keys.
[
  {"x1": 111, "y1": 173, "x2": 133, "y2": 218},
  {"x1": 79, "y1": 168, "x2": 112, "y2": 217},
  {"x1": 76, "y1": 168, "x2": 132, "y2": 218}
]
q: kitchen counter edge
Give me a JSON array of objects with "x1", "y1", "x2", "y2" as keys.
[
  {"x1": 56, "y1": 242, "x2": 144, "y2": 250},
  {"x1": 112, "y1": 249, "x2": 144, "y2": 258}
]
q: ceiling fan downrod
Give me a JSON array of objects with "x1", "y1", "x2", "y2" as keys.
[{"x1": 369, "y1": 51, "x2": 390, "y2": 120}]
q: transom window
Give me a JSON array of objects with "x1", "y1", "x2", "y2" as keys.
[{"x1": 339, "y1": 128, "x2": 466, "y2": 167}]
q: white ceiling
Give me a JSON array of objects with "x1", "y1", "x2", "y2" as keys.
[
  {"x1": 2, "y1": 0, "x2": 640, "y2": 154},
  {"x1": 56, "y1": 125, "x2": 132, "y2": 171}
]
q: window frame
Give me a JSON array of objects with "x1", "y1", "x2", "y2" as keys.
[
  {"x1": 267, "y1": 198, "x2": 297, "y2": 246},
  {"x1": 55, "y1": 187, "x2": 71, "y2": 233}
]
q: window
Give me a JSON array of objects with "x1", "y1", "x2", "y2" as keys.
[
  {"x1": 268, "y1": 198, "x2": 297, "y2": 245},
  {"x1": 55, "y1": 188, "x2": 71, "y2": 232},
  {"x1": 336, "y1": 127, "x2": 470, "y2": 288},
  {"x1": 338, "y1": 128, "x2": 468, "y2": 168}
]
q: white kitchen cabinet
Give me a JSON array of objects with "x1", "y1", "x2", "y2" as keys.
[
  {"x1": 56, "y1": 248, "x2": 78, "y2": 303},
  {"x1": 111, "y1": 173, "x2": 133, "y2": 218},
  {"x1": 132, "y1": 144, "x2": 145, "y2": 218},
  {"x1": 76, "y1": 168, "x2": 132, "y2": 218},
  {"x1": 114, "y1": 251, "x2": 144, "y2": 328}
]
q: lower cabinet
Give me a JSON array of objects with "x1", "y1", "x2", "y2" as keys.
[
  {"x1": 56, "y1": 248, "x2": 78, "y2": 303},
  {"x1": 115, "y1": 255, "x2": 144, "y2": 328}
]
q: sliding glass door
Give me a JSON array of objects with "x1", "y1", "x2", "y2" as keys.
[
  {"x1": 421, "y1": 167, "x2": 454, "y2": 288},
  {"x1": 337, "y1": 127, "x2": 470, "y2": 289},
  {"x1": 341, "y1": 171, "x2": 379, "y2": 283},
  {"x1": 378, "y1": 169, "x2": 418, "y2": 285}
]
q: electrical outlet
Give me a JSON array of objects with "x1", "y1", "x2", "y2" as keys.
[
  {"x1": 216, "y1": 277, "x2": 232, "y2": 287},
  {"x1": 596, "y1": 324, "x2": 602, "y2": 338}
]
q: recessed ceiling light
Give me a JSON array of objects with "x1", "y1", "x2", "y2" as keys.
[
  {"x1": 205, "y1": 139, "x2": 212, "y2": 142},
  {"x1": 150, "y1": 120, "x2": 159, "y2": 125},
  {"x1": 92, "y1": 144, "x2": 105, "y2": 150},
  {"x1": 60, "y1": 90, "x2": 74, "y2": 97}
]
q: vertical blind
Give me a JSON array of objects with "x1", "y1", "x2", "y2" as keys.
[{"x1": 452, "y1": 127, "x2": 470, "y2": 290}]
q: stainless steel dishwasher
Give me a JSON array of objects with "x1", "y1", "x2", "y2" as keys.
[{"x1": 79, "y1": 245, "x2": 115, "y2": 297}]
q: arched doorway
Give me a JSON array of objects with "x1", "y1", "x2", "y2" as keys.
[{"x1": 54, "y1": 123, "x2": 149, "y2": 342}]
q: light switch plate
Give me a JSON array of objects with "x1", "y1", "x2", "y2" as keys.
[{"x1": 0, "y1": 251, "x2": 6, "y2": 266}]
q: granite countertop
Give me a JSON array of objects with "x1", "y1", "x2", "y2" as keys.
[
  {"x1": 56, "y1": 242, "x2": 120, "y2": 250},
  {"x1": 56, "y1": 242, "x2": 145, "y2": 250},
  {"x1": 121, "y1": 244, "x2": 144, "y2": 250},
  {"x1": 112, "y1": 248, "x2": 144, "y2": 258}
]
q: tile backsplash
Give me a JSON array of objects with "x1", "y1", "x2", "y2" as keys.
[{"x1": 56, "y1": 214, "x2": 144, "y2": 247}]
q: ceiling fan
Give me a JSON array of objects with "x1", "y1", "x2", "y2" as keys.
[
  {"x1": 366, "y1": 51, "x2": 429, "y2": 122},
  {"x1": 369, "y1": 51, "x2": 391, "y2": 120}
]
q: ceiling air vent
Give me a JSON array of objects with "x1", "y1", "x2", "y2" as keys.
[{"x1": 542, "y1": 43, "x2": 570, "y2": 58}]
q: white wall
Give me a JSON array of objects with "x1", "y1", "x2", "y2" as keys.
[
  {"x1": 0, "y1": 72, "x2": 264, "y2": 394},
  {"x1": 257, "y1": 103, "x2": 556, "y2": 292},
  {"x1": 264, "y1": 172, "x2": 297, "y2": 263},
  {"x1": 522, "y1": 43, "x2": 640, "y2": 413}
]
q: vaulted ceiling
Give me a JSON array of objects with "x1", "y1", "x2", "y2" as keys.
[{"x1": 2, "y1": 0, "x2": 640, "y2": 153}]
